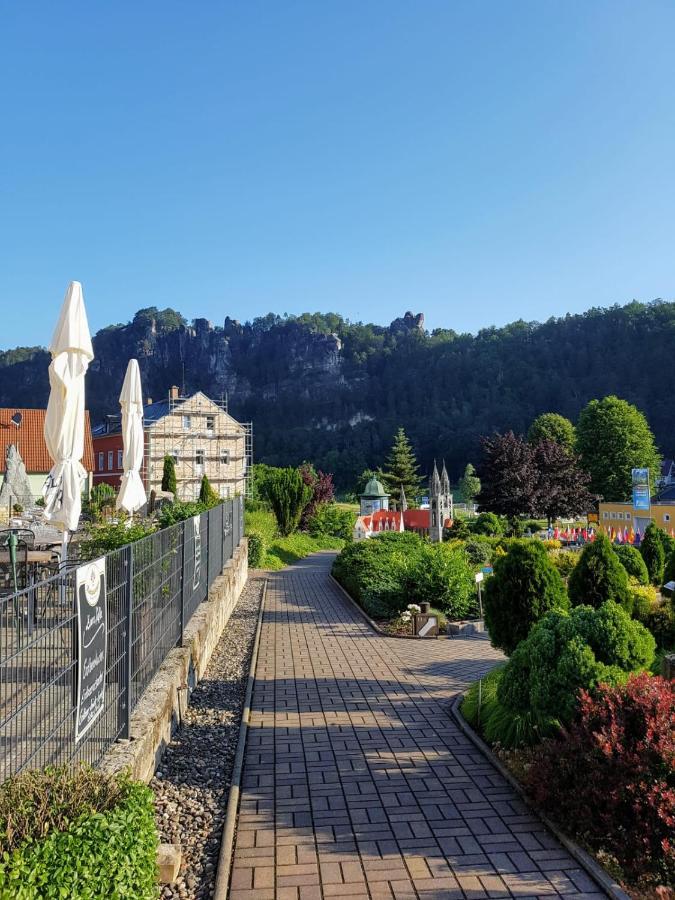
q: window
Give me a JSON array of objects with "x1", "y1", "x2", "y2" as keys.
[
  {"x1": 617, "y1": 512, "x2": 623, "y2": 520},
  {"x1": 170, "y1": 449, "x2": 179, "y2": 463},
  {"x1": 196, "y1": 449, "x2": 205, "y2": 469},
  {"x1": 98, "y1": 451, "x2": 104, "y2": 471},
  {"x1": 626, "y1": 512, "x2": 631, "y2": 520},
  {"x1": 220, "y1": 449, "x2": 230, "y2": 465},
  {"x1": 182, "y1": 415, "x2": 191, "y2": 429},
  {"x1": 117, "y1": 449, "x2": 123, "y2": 469},
  {"x1": 602, "y1": 512, "x2": 608, "y2": 519},
  {"x1": 610, "y1": 512, "x2": 616, "y2": 519},
  {"x1": 206, "y1": 415, "x2": 215, "y2": 433},
  {"x1": 107, "y1": 451, "x2": 113, "y2": 471},
  {"x1": 665, "y1": 514, "x2": 671, "y2": 523}
]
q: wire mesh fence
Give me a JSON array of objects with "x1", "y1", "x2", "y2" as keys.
[{"x1": 0, "y1": 497, "x2": 243, "y2": 781}]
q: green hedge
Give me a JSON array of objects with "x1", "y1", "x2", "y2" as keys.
[
  {"x1": 332, "y1": 533, "x2": 476, "y2": 620},
  {"x1": 247, "y1": 531, "x2": 266, "y2": 568},
  {"x1": 0, "y1": 768, "x2": 158, "y2": 899}
]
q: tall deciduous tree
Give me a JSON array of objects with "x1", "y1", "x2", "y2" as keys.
[
  {"x1": 533, "y1": 440, "x2": 595, "y2": 525},
  {"x1": 458, "y1": 463, "x2": 481, "y2": 503},
  {"x1": 576, "y1": 396, "x2": 661, "y2": 501},
  {"x1": 299, "y1": 463, "x2": 335, "y2": 529},
  {"x1": 528, "y1": 413, "x2": 576, "y2": 452},
  {"x1": 380, "y1": 427, "x2": 424, "y2": 508},
  {"x1": 476, "y1": 431, "x2": 538, "y2": 517},
  {"x1": 162, "y1": 455, "x2": 177, "y2": 495}
]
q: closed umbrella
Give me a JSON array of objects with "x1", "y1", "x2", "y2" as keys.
[
  {"x1": 43, "y1": 281, "x2": 93, "y2": 562},
  {"x1": 116, "y1": 359, "x2": 146, "y2": 515}
]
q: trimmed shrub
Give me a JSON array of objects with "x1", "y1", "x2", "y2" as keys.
[
  {"x1": 462, "y1": 536, "x2": 494, "y2": 567},
  {"x1": 548, "y1": 550, "x2": 578, "y2": 579},
  {"x1": 79, "y1": 519, "x2": 157, "y2": 560},
  {"x1": 472, "y1": 512, "x2": 503, "y2": 537},
  {"x1": 461, "y1": 667, "x2": 553, "y2": 748},
  {"x1": 645, "y1": 600, "x2": 675, "y2": 649},
  {"x1": 447, "y1": 517, "x2": 471, "y2": 539},
  {"x1": 639, "y1": 523, "x2": 666, "y2": 585},
  {"x1": 331, "y1": 533, "x2": 423, "y2": 619},
  {"x1": 263, "y1": 467, "x2": 313, "y2": 537},
  {"x1": 156, "y1": 499, "x2": 208, "y2": 528},
  {"x1": 247, "y1": 531, "x2": 266, "y2": 568},
  {"x1": 568, "y1": 534, "x2": 632, "y2": 610},
  {"x1": 483, "y1": 540, "x2": 568, "y2": 655},
  {"x1": 306, "y1": 503, "x2": 354, "y2": 541},
  {"x1": 161, "y1": 454, "x2": 177, "y2": 495},
  {"x1": 414, "y1": 543, "x2": 475, "y2": 619},
  {"x1": 0, "y1": 767, "x2": 158, "y2": 899},
  {"x1": 630, "y1": 581, "x2": 656, "y2": 623},
  {"x1": 498, "y1": 602, "x2": 655, "y2": 727},
  {"x1": 613, "y1": 543, "x2": 649, "y2": 586},
  {"x1": 198, "y1": 474, "x2": 219, "y2": 506},
  {"x1": 526, "y1": 674, "x2": 675, "y2": 883}
]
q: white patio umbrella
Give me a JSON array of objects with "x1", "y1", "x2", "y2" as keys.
[
  {"x1": 42, "y1": 281, "x2": 94, "y2": 563},
  {"x1": 116, "y1": 359, "x2": 146, "y2": 515}
]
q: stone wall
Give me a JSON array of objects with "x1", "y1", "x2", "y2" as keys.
[{"x1": 100, "y1": 537, "x2": 248, "y2": 783}]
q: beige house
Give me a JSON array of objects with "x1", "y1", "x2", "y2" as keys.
[{"x1": 93, "y1": 387, "x2": 251, "y2": 501}]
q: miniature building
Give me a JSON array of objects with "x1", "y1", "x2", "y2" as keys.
[
  {"x1": 354, "y1": 463, "x2": 453, "y2": 541},
  {"x1": 93, "y1": 387, "x2": 252, "y2": 501}
]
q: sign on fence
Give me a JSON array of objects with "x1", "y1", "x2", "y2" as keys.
[
  {"x1": 75, "y1": 557, "x2": 107, "y2": 743},
  {"x1": 192, "y1": 514, "x2": 201, "y2": 589}
]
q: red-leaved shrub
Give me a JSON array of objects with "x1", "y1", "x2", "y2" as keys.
[{"x1": 526, "y1": 672, "x2": 675, "y2": 882}]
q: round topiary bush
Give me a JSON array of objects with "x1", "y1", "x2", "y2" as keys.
[
  {"x1": 568, "y1": 534, "x2": 632, "y2": 610},
  {"x1": 497, "y1": 601, "x2": 655, "y2": 727},
  {"x1": 483, "y1": 540, "x2": 569, "y2": 655},
  {"x1": 413, "y1": 543, "x2": 475, "y2": 619},
  {"x1": 472, "y1": 512, "x2": 504, "y2": 537},
  {"x1": 613, "y1": 543, "x2": 649, "y2": 586},
  {"x1": 639, "y1": 523, "x2": 666, "y2": 585}
]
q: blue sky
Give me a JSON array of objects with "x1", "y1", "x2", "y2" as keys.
[{"x1": 1, "y1": 2, "x2": 674, "y2": 348}]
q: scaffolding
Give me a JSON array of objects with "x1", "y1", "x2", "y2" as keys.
[{"x1": 142, "y1": 395, "x2": 252, "y2": 502}]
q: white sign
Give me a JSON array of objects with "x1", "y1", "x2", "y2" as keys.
[
  {"x1": 475, "y1": 571, "x2": 484, "y2": 583},
  {"x1": 75, "y1": 557, "x2": 107, "y2": 743},
  {"x1": 418, "y1": 616, "x2": 438, "y2": 637}
]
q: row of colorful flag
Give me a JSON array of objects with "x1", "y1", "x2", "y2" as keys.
[
  {"x1": 552, "y1": 524, "x2": 675, "y2": 546},
  {"x1": 552, "y1": 526, "x2": 596, "y2": 543}
]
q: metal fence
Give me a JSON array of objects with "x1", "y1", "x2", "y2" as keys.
[{"x1": 0, "y1": 496, "x2": 244, "y2": 781}]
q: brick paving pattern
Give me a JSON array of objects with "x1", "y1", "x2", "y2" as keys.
[{"x1": 229, "y1": 553, "x2": 606, "y2": 900}]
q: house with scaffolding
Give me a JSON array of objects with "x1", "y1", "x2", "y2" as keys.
[{"x1": 92, "y1": 386, "x2": 252, "y2": 501}]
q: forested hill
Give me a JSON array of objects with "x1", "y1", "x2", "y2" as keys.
[{"x1": 0, "y1": 302, "x2": 672, "y2": 488}]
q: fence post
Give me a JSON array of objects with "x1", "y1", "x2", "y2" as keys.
[
  {"x1": 180, "y1": 520, "x2": 187, "y2": 643},
  {"x1": 206, "y1": 506, "x2": 211, "y2": 587},
  {"x1": 121, "y1": 546, "x2": 134, "y2": 740}
]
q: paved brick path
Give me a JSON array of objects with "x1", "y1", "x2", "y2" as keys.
[{"x1": 229, "y1": 553, "x2": 606, "y2": 900}]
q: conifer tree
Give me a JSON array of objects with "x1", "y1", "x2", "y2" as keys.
[
  {"x1": 458, "y1": 463, "x2": 481, "y2": 503},
  {"x1": 199, "y1": 474, "x2": 219, "y2": 506},
  {"x1": 380, "y1": 427, "x2": 424, "y2": 508},
  {"x1": 162, "y1": 455, "x2": 177, "y2": 495}
]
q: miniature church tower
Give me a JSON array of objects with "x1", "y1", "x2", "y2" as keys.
[{"x1": 429, "y1": 460, "x2": 453, "y2": 542}]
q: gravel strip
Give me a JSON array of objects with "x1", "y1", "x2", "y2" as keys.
[{"x1": 151, "y1": 577, "x2": 264, "y2": 900}]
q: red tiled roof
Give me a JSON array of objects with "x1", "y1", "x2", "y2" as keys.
[
  {"x1": 371, "y1": 510, "x2": 403, "y2": 531},
  {"x1": 0, "y1": 408, "x2": 95, "y2": 473},
  {"x1": 403, "y1": 509, "x2": 430, "y2": 529}
]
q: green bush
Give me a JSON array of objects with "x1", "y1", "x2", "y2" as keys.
[
  {"x1": 548, "y1": 550, "x2": 578, "y2": 579},
  {"x1": 247, "y1": 531, "x2": 266, "y2": 568},
  {"x1": 663, "y1": 546, "x2": 675, "y2": 586},
  {"x1": 645, "y1": 601, "x2": 675, "y2": 649},
  {"x1": 79, "y1": 519, "x2": 157, "y2": 560},
  {"x1": 306, "y1": 503, "x2": 355, "y2": 541},
  {"x1": 446, "y1": 518, "x2": 471, "y2": 539},
  {"x1": 198, "y1": 474, "x2": 219, "y2": 507},
  {"x1": 639, "y1": 523, "x2": 666, "y2": 585},
  {"x1": 156, "y1": 499, "x2": 208, "y2": 528},
  {"x1": 613, "y1": 543, "x2": 649, "y2": 586},
  {"x1": 568, "y1": 534, "x2": 632, "y2": 610},
  {"x1": 471, "y1": 512, "x2": 503, "y2": 537},
  {"x1": 483, "y1": 540, "x2": 568, "y2": 655},
  {"x1": 332, "y1": 533, "x2": 423, "y2": 619},
  {"x1": 630, "y1": 581, "x2": 655, "y2": 623},
  {"x1": 414, "y1": 543, "x2": 476, "y2": 619},
  {"x1": 0, "y1": 767, "x2": 158, "y2": 899},
  {"x1": 263, "y1": 467, "x2": 312, "y2": 537},
  {"x1": 498, "y1": 602, "x2": 655, "y2": 729},
  {"x1": 462, "y1": 536, "x2": 494, "y2": 567}
]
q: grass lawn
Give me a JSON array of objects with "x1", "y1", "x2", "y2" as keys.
[{"x1": 245, "y1": 508, "x2": 345, "y2": 570}]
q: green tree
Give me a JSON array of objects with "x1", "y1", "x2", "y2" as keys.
[
  {"x1": 568, "y1": 534, "x2": 632, "y2": 609},
  {"x1": 263, "y1": 467, "x2": 313, "y2": 536},
  {"x1": 576, "y1": 396, "x2": 661, "y2": 501},
  {"x1": 199, "y1": 474, "x2": 219, "y2": 506},
  {"x1": 483, "y1": 540, "x2": 569, "y2": 655},
  {"x1": 380, "y1": 427, "x2": 424, "y2": 508},
  {"x1": 613, "y1": 543, "x2": 649, "y2": 586},
  {"x1": 161, "y1": 455, "x2": 177, "y2": 495},
  {"x1": 458, "y1": 463, "x2": 481, "y2": 503},
  {"x1": 528, "y1": 413, "x2": 576, "y2": 452},
  {"x1": 639, "y1": 523, "x2": 666, "y2": 585}
]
